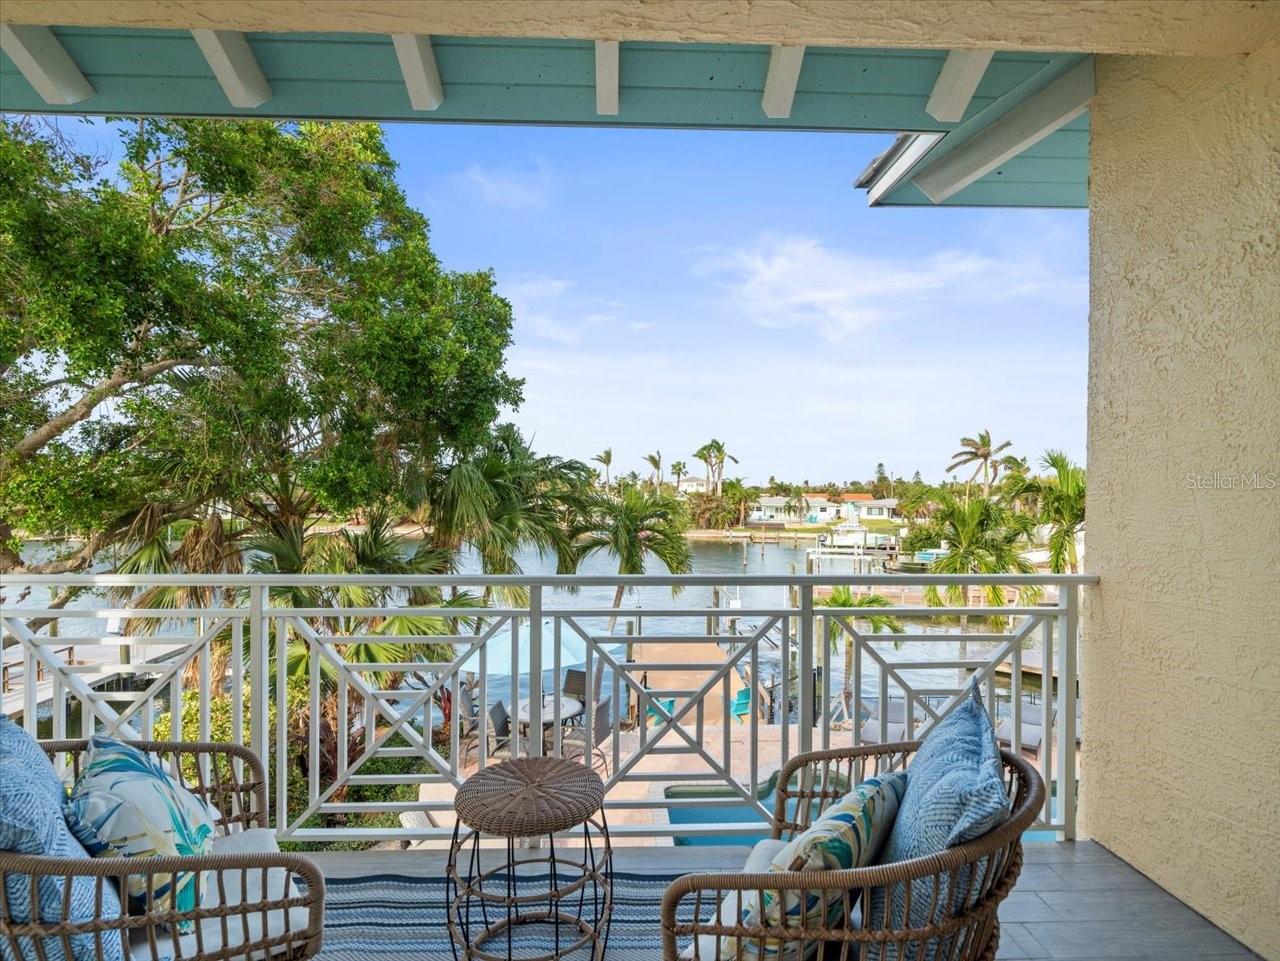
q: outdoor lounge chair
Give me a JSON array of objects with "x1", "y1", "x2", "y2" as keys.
[
  {"x1": 661, "y1": 740, "x2": 1044, "y2": 961},
  {"x1": 1, "y1": 739, "x2": 324, "y2": 961},
  {"x1": 997, "y1": 709, "x2": 1051, "y2": 755},
  {"x1": 858, "y1": 697, "x2": 909, "y2": 744}
]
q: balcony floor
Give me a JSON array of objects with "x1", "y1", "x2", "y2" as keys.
[{"x1": 308, "y1": 840, "x2": 1260, "y2": 959}]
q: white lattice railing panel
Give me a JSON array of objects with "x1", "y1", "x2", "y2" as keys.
[{"x1": 2, "y1": 572, "x2": 1091, "y2": 841}]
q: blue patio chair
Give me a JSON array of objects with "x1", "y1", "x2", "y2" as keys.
[
  {"x1": 730, "y1": 687, "x2": 755, "y2": 723},
  {"x1": 646, "y1": 696, "x2": 677, "y2": 723}
]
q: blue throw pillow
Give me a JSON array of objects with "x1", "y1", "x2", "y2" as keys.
[
  {"x1": 0, "y1": 717, "x2": 124, "y2": 961},
  {"x1": 0, "y1": 713, "x2": 66, "y2": 807},
  {"x1": 866, "y1": 684, "x2": 1011, "y2": 960}
]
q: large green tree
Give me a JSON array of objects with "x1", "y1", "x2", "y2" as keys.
[{"x1": 1, "y1": 117, "x2": 521, "y2": 573}]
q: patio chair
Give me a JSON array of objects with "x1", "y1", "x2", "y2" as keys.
[
  {"x1": 488, "y1": 701, "x2": 514, "y2": 758},
  {"x1": 562, "y1": 697, "x2": 613, "y2": 775},
  {"x1": 563, "y1": 660, "x2": 608, "y2": 725},
  {"x1": 1, "y1": 739, "x2": 324, "y2": 961},
  {"x1": 563, "y1": 667, "x2": 587, "y2": 700},
  {"x1": 730, "y1": 687, "x2": 754, "y2": 723},
  {"x1": 661, "y1": 741, "x2": 1044, "y2": 961},
  {"x1": 647, "y1": 696, "x2": 678, "y2": 723}
]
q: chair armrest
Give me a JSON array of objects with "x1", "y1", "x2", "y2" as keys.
[
  {"x1": 41, "y1": 739, "x2": 270, "y2": 832},
  {"x1": 660, "y1": 851, "x2": 1020, "y2": 961},
  {"x1": 772, "y1": 741, "x2": 920, "y2": 836},
  {"x1": 0, "y1": 850, "x2": 324, "y2": 961}
]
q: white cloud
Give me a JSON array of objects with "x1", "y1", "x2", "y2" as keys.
[
  {"x1": 695, "y1": 233, "x2": 1086, "y2": 342},
  {"x1": 500, "y1": 275, "x2": 621, "y2": 345},
  {"x1": 453, "y1": 159, "x2": 552, "y2": 209}
]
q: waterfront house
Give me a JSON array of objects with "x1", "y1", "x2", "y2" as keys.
[
  {"x1": 675, "y1": 476, "x2": 709, "y2": 496},
  {"x1": 749, "y1": 494, "x2": 837, "y2": 525},
  {"x1": 854, "y1": 497, "x2": 902, "y2": 521},
  {"x1": 837, "y1": 492, "x2": 873, "y2": 520},
  {"x1": 1, "y1": 2, "x2": 1275, "y2": 958}
]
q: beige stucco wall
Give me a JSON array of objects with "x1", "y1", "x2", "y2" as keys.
[
  {"x1": 1085, "y1": 45, "x2": 1280, "y2": 959},
  {"x1": 5, "y1": 1, "x2": 1280, "y2": 56}
]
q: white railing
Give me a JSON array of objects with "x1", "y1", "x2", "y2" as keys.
[{"x1": 1, "y1": 573, "x2": 1094, "y2": 842}]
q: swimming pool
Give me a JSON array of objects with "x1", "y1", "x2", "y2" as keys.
[
  {"x1": 664, "y1": 774, "x2": 1067, "y2": 845},
  {"x1": 663, "y1": 770, "x2": 840, "y2": 846}
]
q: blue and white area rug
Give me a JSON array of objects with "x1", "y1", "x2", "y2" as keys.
[{"x1": 317, "y1": 872, "x2": 690, "y2": 960}]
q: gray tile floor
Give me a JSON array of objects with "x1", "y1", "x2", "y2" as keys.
[{"x1": 308, "y1": 841, "x2": 1261, "y2": 960}]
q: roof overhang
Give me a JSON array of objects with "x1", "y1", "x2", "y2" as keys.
[
  {"x1": 2, "y1": 1, "x2": 1277, "y2": 57},
  {"x1": 1, "y1": 23, "x2": 1091, "y2": 208}
]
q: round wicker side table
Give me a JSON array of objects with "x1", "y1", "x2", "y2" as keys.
[{"x1": 446, "y1": 757, "x2": 613, "y2": 961}]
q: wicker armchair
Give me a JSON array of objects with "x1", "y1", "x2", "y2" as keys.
[
  {"x1": 0, "y1": 740, "x2": 324, "y2": 961},
  {"x1": 661, "y1": 741, "x2": 1044, "y2": 961}
]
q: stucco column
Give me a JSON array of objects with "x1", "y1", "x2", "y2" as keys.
[{"x1": 1085, "y1": 44, "x2": 1279, "y2": 959}]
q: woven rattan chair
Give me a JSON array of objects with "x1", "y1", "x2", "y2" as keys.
[
  {"x1": 0, "y1": 739, "x2": 324, "y2": 961},
  {"x1": 660, "y1": 741, "x2": 1044, "y2": 961}
]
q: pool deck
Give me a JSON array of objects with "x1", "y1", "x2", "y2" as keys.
[{"x1": 306, "y1": 840, "x2": 1262, "y2": 959}]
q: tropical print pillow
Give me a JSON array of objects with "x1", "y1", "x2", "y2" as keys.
[
  {"x1": 64, "y1": 737, "x2": 216, "y2": 933},
  {"x1": 742, "y1": 772, "x2": 908, "y2": 961}
]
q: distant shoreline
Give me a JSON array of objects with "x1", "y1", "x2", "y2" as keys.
[{"x1": 19, "y1": 525, "x2": 827, "y2": 546}]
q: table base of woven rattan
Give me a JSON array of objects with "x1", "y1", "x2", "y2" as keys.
[{"x1": 447, "y1": 758, "x2": 613, "y2": 961}]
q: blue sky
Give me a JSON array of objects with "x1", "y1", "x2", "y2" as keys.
[
  {"x1": 57, "y1": 118, "x2": 1088, "y2": 485},
  {"x1": 387, "y1": 123, "x2": 1088, "y2": 485}
]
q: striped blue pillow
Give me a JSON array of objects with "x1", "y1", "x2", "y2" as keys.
[
  {"x1": 745, "y1": 772, "x2": 908, "y2": 960},
  {"x1": 0, "y1": 716, "x2": 124, "y2": 961},
  {"x1": 867, "y1": 684, "x2": 1011, "y2": 960}
]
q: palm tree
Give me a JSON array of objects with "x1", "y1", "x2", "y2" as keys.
[
  {"x1": 814, "y1": 587, "x2": 905, "y2": 715},
  {"x1": 945, "y1": 430, "x2": 1013, "y2": 500},
  {"x1": 592, "y1": 447, "x2": 613, "y2": 487},
  {"x1": 697, "y1": 439, "x2": 738, "y2": 495},
  {"x1": 783, "y1": 484, "x2": 808, "y2": 523},
  {"x1": 923, "y1": 495, "x2": 1038, "y2": 609},
  {"x1": 922, "y1": 494, "x2": 1040, "y2": 677},
  {"x1": 644, "y1": 451, "x2": 663, "y2": 489},
  {"x1": 1012, "y1": 450, "x2": 1086, "y2": 573},
  {"x1": 670, "y1": 460, "x2": 687, "y2": 494},
  {"x1": 423, "y1": 424, "x2": 592, "y2": 607},
  {"x1": 572, "y1": 486, "x2": 693, "y2": 632},
  {"x1": 993, "y1": 454, "x2": 1033, "y2": 512},
  {"x1": 693, "y1": 443, "x2": 714, "y2": 492},
  {"x1": 721, "y1": 478, "x2": 753, "y2": 527}
]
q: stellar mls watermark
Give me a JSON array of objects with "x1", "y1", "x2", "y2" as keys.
[{"x1": 1185, "y1": 469, "x2": 1277, "y2": 491}]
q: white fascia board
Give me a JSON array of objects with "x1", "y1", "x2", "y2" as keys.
[
  {"x1": 866, "y1": 133, "x2": 945, "y2": 206},
  {"x1": 0, "y1": 23, "x2": 93, "y2": 105},
  {"x1": 391, "y1": 34, "x2": 444, "y2": 111},
  {"x1": 762, "y1": 44, "x2": 805, "y2": 119},
  {"x1": 191, "y1": 29, "x2": 271, "y2": 108},
  {"x1": 595, "y1": 40, "x2": 619, "y2": 115},
  {"x1": 925, "y1": 49, "x2": 995, "y2": 123},
  {"x1": 913, "y1": 59, "x2": 1094, "y2": 203}
]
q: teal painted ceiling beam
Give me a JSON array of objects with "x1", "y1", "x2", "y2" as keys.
[
  {"x1": 0, "y1": 28, "x2": 1087, "y2": 207},
  {"x1": 871, "y1": 55, "x2": 1090, "y2": 208}
]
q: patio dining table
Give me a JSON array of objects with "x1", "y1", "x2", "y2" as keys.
[{"x1": 516, "y1": 694, "x2": 583, "y2": 727}]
